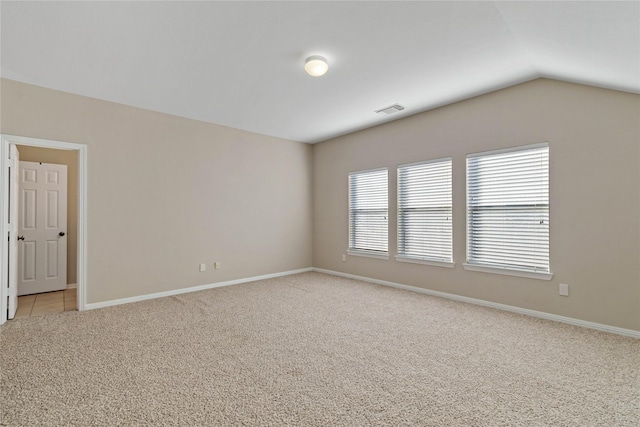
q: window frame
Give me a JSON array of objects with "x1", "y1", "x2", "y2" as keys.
[
  {"x1": 347, "y1": 167, "x2": 389, "y2": 260},
  {"x1": 464, "y1": 143, "x2": 552, "y2": 280},
  {"x1": 396, "y1": 157, "x2": 454, "y2": 268}
]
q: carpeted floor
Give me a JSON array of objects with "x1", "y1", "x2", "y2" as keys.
[{"x1": 1, "y1": 272, "x2": 638, "y2": 426}]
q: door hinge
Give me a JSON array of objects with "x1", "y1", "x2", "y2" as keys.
[{"x1": 7, "y1": 157, "x2": 15, "y2": 168}]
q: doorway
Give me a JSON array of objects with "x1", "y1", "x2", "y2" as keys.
[
  {"x1": 14, "y1": 149, "x2": 73, "y2": 317},
  {"x1": 1, "y1": 134, "x2": 87, "y2": 324},
  {"x1": 18, "y1": 153, "x2": 72, "y2": 295}
]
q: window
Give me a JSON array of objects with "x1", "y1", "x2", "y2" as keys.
[
  {"x1": 348, "y1": 168, "x2": 388, "y2": 258},
  {"x1": 397, "y1": 158, "x2": 453, "y2": 267},
  {"x1": 465, "y1": 143, "x2": 551, "y2": 279}
]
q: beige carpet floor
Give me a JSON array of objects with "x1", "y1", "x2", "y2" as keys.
[{"x1": 1, "y1": 272, "x2": 638, "y2": 426}]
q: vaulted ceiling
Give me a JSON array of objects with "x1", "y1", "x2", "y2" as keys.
[{"x1": 1, "y1": 1, "x2": 638, "y2": 143}]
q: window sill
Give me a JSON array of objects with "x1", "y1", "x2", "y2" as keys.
[
  {"x1": 395, "y1": 256, "x2": 454, "y2": 269},
  {"x1": 347, "y1": 250, "x2": 389, "y2": 260},
  {"x1": 463, "y1": 263, "x2": 553, "y2": 281}
]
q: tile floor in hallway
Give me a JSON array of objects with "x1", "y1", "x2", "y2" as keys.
[{"x1": 14, "y1": 288, "x2": 77, "y2": 319}]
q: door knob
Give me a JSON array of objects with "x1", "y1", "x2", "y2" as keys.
[
  {"x1": 17, "y1": 236, "x2": 24, "y2": 241},
  {"x1": 59, "y1": 232, "x2": 65, "y2": 237}
]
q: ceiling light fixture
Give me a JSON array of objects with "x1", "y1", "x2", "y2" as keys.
[{"x1": 304, "y1": 55, "x2": 329, "y2": 77}]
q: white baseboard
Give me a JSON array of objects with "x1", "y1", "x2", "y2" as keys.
[
  {"x1": 313, "y1": 268, "x2": 640, "y2": 339},
  {"x1": 66, "y1": 283, "x2": 77, "y2": 289},
  {"x1": 84, "y1": 267, "x2": 313, "y2": 311}
]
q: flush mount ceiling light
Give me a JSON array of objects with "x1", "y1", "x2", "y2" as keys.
[{"x1": 304, "y1": 55, "x2": 329, "y2": 77}]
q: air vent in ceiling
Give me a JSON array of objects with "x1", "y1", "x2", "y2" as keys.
[{"x1": 375, "y1": 104, "x2": 405, "y2": 115}]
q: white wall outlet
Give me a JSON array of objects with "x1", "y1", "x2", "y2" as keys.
[
  {"x1": 559, "y1": 283, "x2": 569, "y2": 296},
  {"x1": 342, "y1": 254, "x2": 346, "y2": 262},
  {"x1": 214, "y1": 262, "x2": 221, "y2": 270},
  {"x1": 199, "y1": 263, "x2": 206, "y2": 272}
]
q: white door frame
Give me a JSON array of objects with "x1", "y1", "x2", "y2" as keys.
[{"x1": 1, "y1": 134, "x2": 87, "y2": 324}]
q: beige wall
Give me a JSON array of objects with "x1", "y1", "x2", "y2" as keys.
[
  {"x1": 3, "y1": 77, "x2": 638, "y2": 332},
  {"x1": 313, "y1": 79, "x2": 640, "y2": 331},
  {"x1": 1, "y1": 79, "x2": 313, "y2": 304},
  {"x1": 16, "y1": 145, "x2": 78, "y2": 285}
]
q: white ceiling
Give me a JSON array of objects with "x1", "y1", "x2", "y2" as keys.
[{"x1": 1, "y1": 1, "x2": 638, "y2": 144}]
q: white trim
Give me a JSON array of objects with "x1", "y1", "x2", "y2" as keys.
[
  {"x1": 77, "y1": 141, "x2": 88, "y2": 312},
  {"x1": 0, "y1": 134, "x2": 88, "y2": 324},
  {"x1": 395, "y1": 256, "x2": 454, "y2": 268},
  {"x1": 312, "y1": 268, "x2": 640, "y2": 339},
  {"x1": 463, "y1": 263, "x2": 553, "y2": 280},
  {"x1": 66, "y1": 283, "x2": 78, "y2": 290},
  {"x1": 348, "y1": 166, "x2": 388, "y2": 177},
  {"x1": 466, "y1": 141, "x2": 549, "y2": 159},
  {"x1": 2, "y1": 135, "x2": 86, "y2": 151},
  {"x1": 347, "y1": 250, "x2": 389, "y2": 260},
  {"x1": 397, "y1": 156, "x2": 453, "y2": 169},
  {"x1": 84, "y1": 268, "x2": 313, "y2": 310},
  {"x1": 0, "y1": 137, "x2": 9, "y2": 324}
]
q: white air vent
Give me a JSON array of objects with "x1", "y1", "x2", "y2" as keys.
[{"x1": 375, "y1": 104, "x2": 405, "y2": 115}]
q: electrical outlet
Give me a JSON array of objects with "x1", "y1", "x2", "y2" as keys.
[
  {"x1": 342, "y1": 254, "x2": 346, "y2": 262},
  {"x1": 199, "y1": 263, "x2": 206, "y2": 272},
  {"x1": 559, "y1": 283, "x2": 569, "y2": 296},
  {"x1": 214, "y1": 262, "x2": 221, "y2": 270}
]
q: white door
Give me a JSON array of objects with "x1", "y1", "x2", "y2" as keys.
[
  {"x1": 7, "y1": 145, "x2": 19, "y2": 318},
  {"x1": 18, "y1": 161, "x2": 67, "y2": 296}
]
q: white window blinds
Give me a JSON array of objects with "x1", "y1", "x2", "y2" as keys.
[
  {"x1": 466, "y1": 143, "x2": 549, "y2": 274},
  {"x1": 398, "y1": 158, "x2": 452, "y2": 263},
  {"x1": 348, "y1": 168, "x2": 388, "y2": 255}
]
